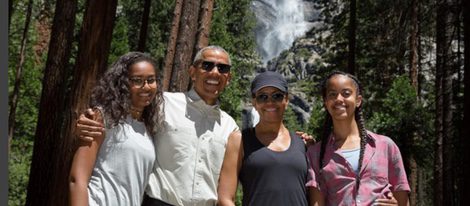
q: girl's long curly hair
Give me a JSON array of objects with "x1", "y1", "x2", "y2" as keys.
[
  {"x1": 89, "y1": 52, "x2": 164, "y2": 137},
  {"x1": 319, "y1": 70, "x2": 368, "y2": 191}
]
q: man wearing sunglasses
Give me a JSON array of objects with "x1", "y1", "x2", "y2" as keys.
[{"x1": 75, "y1": 46, "x2": 239, "y2": 206}]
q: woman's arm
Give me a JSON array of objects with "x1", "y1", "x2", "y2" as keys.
[
  {"x1": 69, "y1": 111, "x2": 104, "y2": 206},
  {"x1": 217, "y1": 131, "x2": 243, "y2": 206},
  {"x1": 308, "y1": 187, "x2": 325, "y2": 206}
]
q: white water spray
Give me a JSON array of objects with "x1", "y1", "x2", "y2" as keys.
[{"x1": 252, "y1": 0, "x2": 312, "y2": 64}]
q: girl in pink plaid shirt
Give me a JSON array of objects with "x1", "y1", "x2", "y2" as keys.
[{"x1": 306, "y1": 71, "x2": 410, "y2": 206}]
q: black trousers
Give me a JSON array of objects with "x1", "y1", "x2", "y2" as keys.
[{"x1": 141, "y1": 194, "x2": 174, "y2": 206}]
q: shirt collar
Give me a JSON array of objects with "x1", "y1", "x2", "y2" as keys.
[
  {"x1": 186, "y1": 88, "x2": 221, "y2": 113},
  {"x1": 326, "y1": 130, "x2": 376, "y2": 149}
]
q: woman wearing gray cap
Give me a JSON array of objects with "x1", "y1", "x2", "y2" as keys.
[{"x1": 217, "y1": 71, "x2": 309, "y2": 206}]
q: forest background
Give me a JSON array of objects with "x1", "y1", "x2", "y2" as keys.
[{"x1": 7, "y1": 0, "x2": 470, "y2": 205}]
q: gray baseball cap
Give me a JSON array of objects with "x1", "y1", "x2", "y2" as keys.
[{"x1": 251, "y1": 71, "x2": 288, "y2": 94}]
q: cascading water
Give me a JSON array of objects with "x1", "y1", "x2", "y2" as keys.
[
  {"x1": 244, "y1": 0, "x2": 317, "y2": 129},
  {"x1": 252, "y1": 0, "x2": 312, "y2": 64}
]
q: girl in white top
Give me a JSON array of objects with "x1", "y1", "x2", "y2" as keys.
[{"x1": 69, "y1": 52, "x2": 164, "y2": 206}]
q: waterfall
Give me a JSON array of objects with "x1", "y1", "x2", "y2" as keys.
[{"x1": 252, "y1": 0, "x2": 312, "y2": 64}]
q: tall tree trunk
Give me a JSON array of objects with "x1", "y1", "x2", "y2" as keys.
[
  {"x1": 442, "y1": 2, "x2": 454, "y2": 205},
  {"x1": 195, "y1": 0, "x2": 214, "y2": 52},
  {"x1": 347, "y1": 0, "x2": 356, "y2": 75},
  {"x1": 435, "y1": 0, "x2": 454, "y2": 205},
  {"x1": 434, "y1": 33, "x2": 444, "y2": 206},
  {"x1": 8, "y1": 0, "x2": 33, "y2": 150},
  {"x1": 162, "y1": 0, "x2": 214, "y2": 92},
  {"x1": 410, "y1": 0, "x2": 419, "y2": 90},
  {"x1": 68, "y1": 0, "x2": 118, "y2": 122},
  {"x1": 25, "y1": 0, "x2": 78, "y2": 205},
  {"x1": 162, "y1": 0, "x2": 184, "y2": 91},
  {"x1": 168, "y1": 0, "x2": 201, "y2": 92},
  {"x1": 137, "y1": 0, "x2": 151, "y2": 52},
  {"x1": 64, "y1": 0, "x2": 118, "y2": 201},
  {"x1": 461, "y1": 0, "x2": 470, "y2": 201},
  {"x1": 25, "y1": 0, "x2": 117, "y2": 205},
  {"x1": 408, "y1": 0, "x2": 419, "y2": 205},
  {"x1": 33, "y1": 3, "x2": 53, "y2": 65}
]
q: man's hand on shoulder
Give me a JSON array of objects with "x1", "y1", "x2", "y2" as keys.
[
  {"x1": 296, "y1": 131, "x2": 316, "y2": 146},
  {"x1": 76, "y1": 108, "x2": 105, "y2": 142}
]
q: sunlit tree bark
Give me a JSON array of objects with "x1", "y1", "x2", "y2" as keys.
[{"x1": 162, "y1": 0, "x2": 215, "y2": 92}]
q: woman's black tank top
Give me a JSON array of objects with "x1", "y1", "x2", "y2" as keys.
[{"x1": 239, "y1": 127, "x2": 308, "y2": 206}]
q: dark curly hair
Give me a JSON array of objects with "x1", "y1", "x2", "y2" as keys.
[
  {"x1": 89, "y1": 52, "x2": 164, "y2": 137},
  {"x1": 319, "y1": 70, "x2": 369, "y2": 191}
]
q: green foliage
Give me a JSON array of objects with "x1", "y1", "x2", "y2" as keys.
[
  {"x1": 12, "y1": 58, "x2": 42, "y2": 139},
  {"x1": 8, "y1": 139, "x2": 34, "y2": 206},
  {"x1": 211, "y1": 0, "x2": 260, "y2": 122},
  {"x1": 146, "y1": 0, "x2": 174, "y2": 62},
  {"x1": 120, "y1": 0, "x2": 144, "y2": 51},
  {"x1": 8, "y1": 1, "x2": 45, "y2": 205},
  {"x1": 306, "y1": 100, "x2": 326, "y2": 141},
  {"x1": 235, "y1": 186, "x2": 243, "y2": 206},
  {"x1": 368, "y1": 75, "x2": 433, "y2": 166},
  {"x1": 8, "y1": 0, "x2": 44, "y2": 141},
  {"x1": 108, "y1": 13, "x2": 130, "y2": 65},
  {"x1": 366, "y1": 75, "x2": 434, "y2": 205},
  {"x1": 283, "y1": 106, "x2": 304, "y2": 132},
  {"x1": 219, "y1": 69, "x2": 245, "y2": 123}
]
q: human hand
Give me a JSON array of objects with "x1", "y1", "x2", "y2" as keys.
[
  {"x1": 75, "y1": 108, "x2": 105, "y2": 142},
  {"x1": 373, "y1": 192, "x2": 398, "y2": 206},
  {"x1": 296, "y1": 131, "x2": 316, "y2": 146}
]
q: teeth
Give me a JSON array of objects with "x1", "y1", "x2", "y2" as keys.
[
  {"x1": 266, "y1": 108, "x2": 276, "y2": 112},
  {"x1": 334, "y1": 105, "x2": 345, "y2": 109},
  {"x1": 206, "y1": 79, "x2": 219, "y2": 85}
]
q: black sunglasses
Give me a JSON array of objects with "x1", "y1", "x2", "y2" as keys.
[
  {"x1": 255, "y1": 92, "x2": 286, "y2": 103},
  {"x1": 199, "y1": 61, "x2": 231, "y2": 74}
]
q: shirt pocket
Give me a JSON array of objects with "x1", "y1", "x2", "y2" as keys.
[
  {"x1": 155, "y1": 125, "x2": 195, "y2": 171},
  {"x1": 370, "y1": 175, "x2": 393, "y2": 198},
  {"x1": 207, "y1": 135, "x2": 226, "y2": 175}
]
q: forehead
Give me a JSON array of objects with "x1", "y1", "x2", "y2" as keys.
[
  {"x1": 201, "y1": 49, "x2": 230, "y2": 64},
  {"x1": 326, "y1": 75, "x2": 356, "y2": 90},
  {"x1": 255, "y1": 86, "x2": 283, "y2": 94},
  {"x1": 129, "y1": 61, "x2": 156, "y2": 75}
]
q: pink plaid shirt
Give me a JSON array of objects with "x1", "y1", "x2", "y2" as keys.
[{"x1": 306, "y1": 131, "x2": 410, "y2": 206}]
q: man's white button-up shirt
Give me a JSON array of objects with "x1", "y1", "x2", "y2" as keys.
[{"x1": 146, "y1": 89, "x2": 239, "y2": 206}]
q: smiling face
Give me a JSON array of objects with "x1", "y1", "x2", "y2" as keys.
[
  {"x1": 129, "y1": 61, "x2": 158, "y2": 111},
  {"x1": 189, "y1": 48, "x2": 231, "y2": 105},
  {"x1": 324, "y1": 75, "x2": 362, "y2": 122},
  {"x1": 252, "y1": 86, "x2": 288, "y2": 124}
]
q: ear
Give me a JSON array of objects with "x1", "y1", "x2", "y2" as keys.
[
  {"x1": 284, "y1": 93, "x2": 289, "y2": 109},
  {"x1": 189, "y1": 65, "x2": 196, "y2": 81},
  {"x1": 251, "y1": 97, "x2": 257, "y2": 108},
  {"x1": 356, "y1": 95, "x2": 363, "y2": 108}
]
